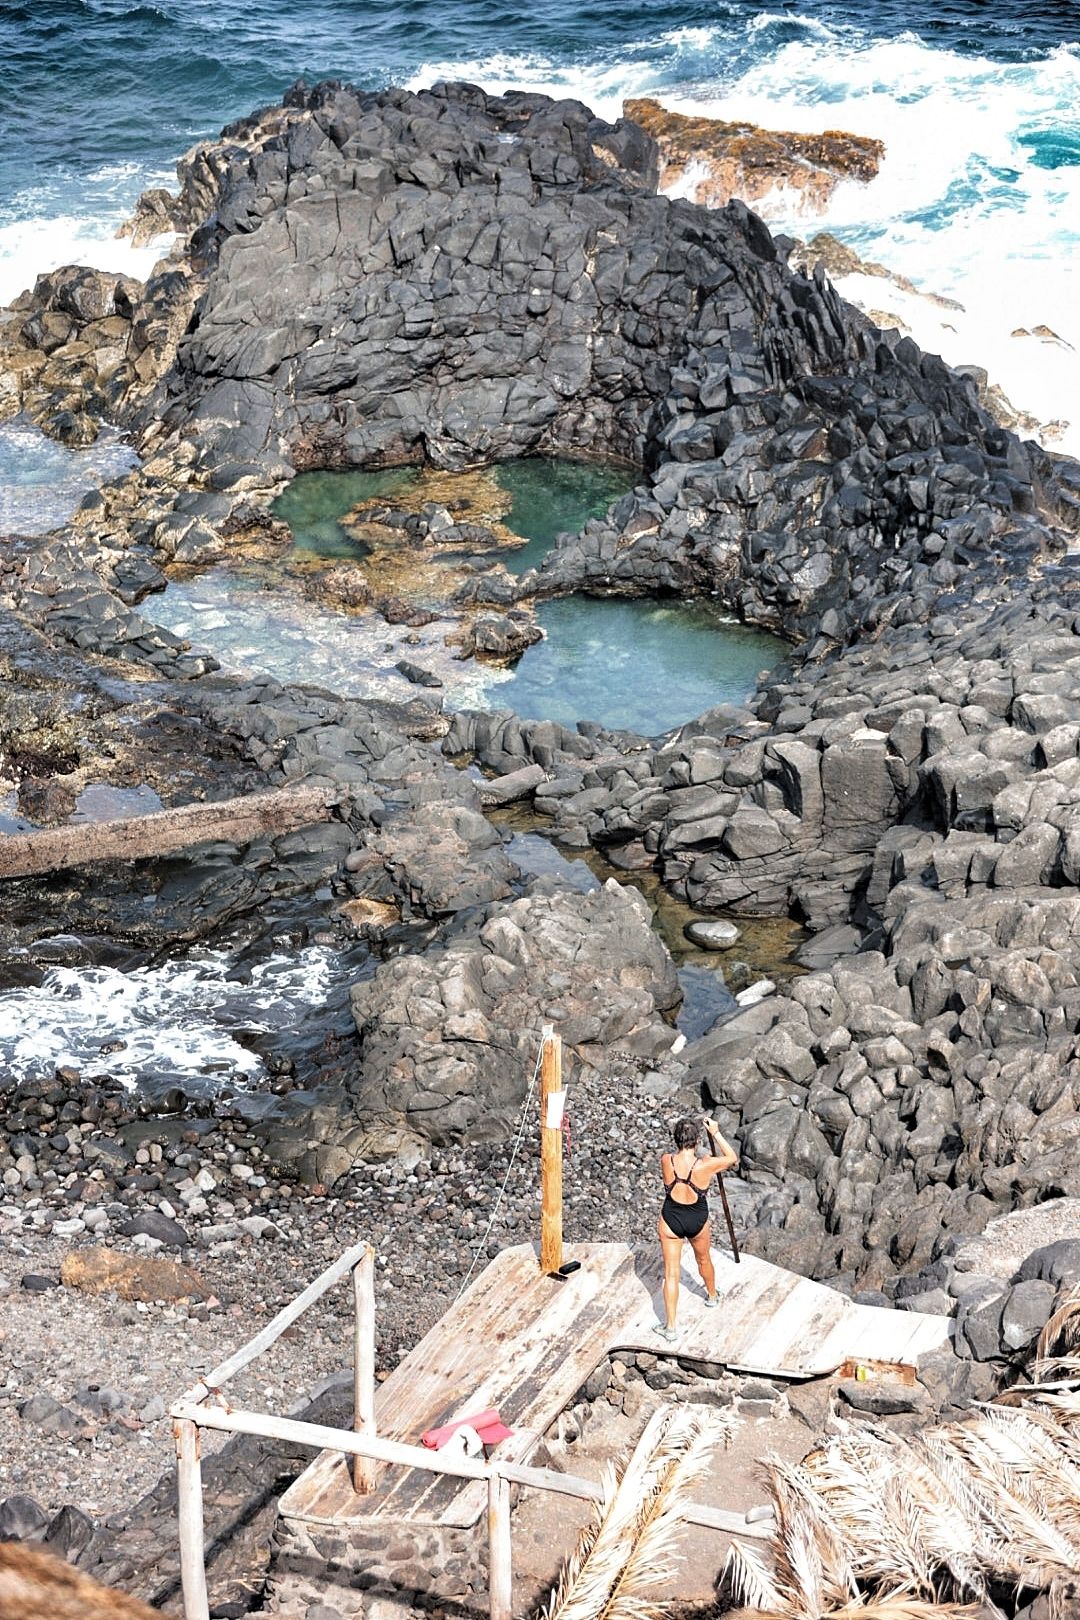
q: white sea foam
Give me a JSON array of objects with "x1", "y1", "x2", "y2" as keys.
[
  {"x1": 409, "y1": 26, "x2": 1080, "y2": 454},
  {"x1": 0, "y1": 947, "x2": 341, "y2": 1087},
  {"x1": 0, "y1": 214, "x2": 177, "y2": 307},
  {"x1": 0, "y1": 159, "x2": 178, "y2": 306}
]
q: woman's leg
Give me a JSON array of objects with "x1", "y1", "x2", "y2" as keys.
[
  {"x1": 689, "y1": 1223, "x2": 716, "y2": 1299},
  {"x1": 657, "y1": 1219, "x2": 684, "y2": 1329}
]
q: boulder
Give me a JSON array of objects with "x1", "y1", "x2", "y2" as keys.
[
  {"x1": 1016, "y1": 1239, "x2": 1080, "y2": 1289},
  {"x1": 683, "y1": 919, "x2": 740, "y2": 950},
  {"x1": 0, "y1": 1496, "x2": 50, "y2": 1541},
  {"x1": 999, "y1": 1279, "x2": 1057, "y2": 1353},
  {"x1": 348, "y1": 881, "x2": 681, "y2": 1143}
]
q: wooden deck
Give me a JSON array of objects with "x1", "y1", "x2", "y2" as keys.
[{"x1": 280, "y1": 1241, "x2": 949, "y2": 1533}]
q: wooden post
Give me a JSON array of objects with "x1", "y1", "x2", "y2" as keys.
[
  {"x1": 540, "y1": 1023, "x2": 563, "y2": 1275},
  {"x1": 352, "y1": 1247, "x2": 377, "y2": 1493},
  {"x1": 175, "y1": 1418, "x2": 210, "y2": 1620},
  {"x1": 488, "y1": 1468, "x2": 513, "y2": 1620}
]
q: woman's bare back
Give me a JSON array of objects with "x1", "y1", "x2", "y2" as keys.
[{"x1": 661, "y1": 1149, "x2": 713, "y2": 1204}]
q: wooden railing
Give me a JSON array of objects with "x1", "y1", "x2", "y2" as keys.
[{"x1": 170, "y1": 1240, "x2": 771, "y2": 1620}]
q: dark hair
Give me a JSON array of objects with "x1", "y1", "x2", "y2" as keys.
[{"x1": 673, "y1": 1117, "x2": 700, "y2": 1151}]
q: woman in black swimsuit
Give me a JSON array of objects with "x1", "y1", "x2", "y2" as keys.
[{"x1": 656, "y1": 1116, "x2": 738, "y2": 1341}]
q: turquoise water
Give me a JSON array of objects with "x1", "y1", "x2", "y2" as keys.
[
  {"x1": 271, "y1": 466, "x2": 413, "y2": 559},
  {"x1": 272, "y1": 456, "x2": 636, "y2": 566},
  {"x1": 491, "y1": 458, "x2": 637, "y2": 574},
  {"x1": 495, "y1": 597, "x2": 781, "y2": 736},
  {"x1": 264, "y1": 458, "x2": 782, "y2": 732},
  {"x1": 156, "y1": 455, "x2": 784, "y2": 732}
]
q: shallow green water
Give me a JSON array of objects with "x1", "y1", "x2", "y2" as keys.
[
  {"x1": 272, "y1": 466, "x2": 413, "y2": 559},
  {"x1": 271, "y1": 456, "x2": 636, "y2": 567},
  {"x1": 496, "y1": 597, "x2": 782, "y2": 735},
  {"x1": 490, "y1": 458, "x2": 637, "y2": 573},
  {"x1": 162, "y1": 458, "x2": 786, "y2": 734}
]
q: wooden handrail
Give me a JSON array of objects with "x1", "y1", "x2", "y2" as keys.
[
  {"x1": 169, "y1": 1397, "x2": 774, "y2": 1538},
  {"x1": 177, "y1": 1238, "x2": 374, "y2": 1412}
]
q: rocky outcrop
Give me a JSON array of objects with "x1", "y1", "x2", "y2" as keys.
[
  {"x1": 624, "y1": 99, "x2": 884, "y2": 213},
  {"x1": 347, "y1": 881, "x2": 681, "y2": 1142},
  {"x1": 7, "y1": 77, "x2": 1080, "y2": 1283}
]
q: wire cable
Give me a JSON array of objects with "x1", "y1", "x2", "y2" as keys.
[{"x1": 453, "y1": 1033, "x2": 545, "y2": 1302}]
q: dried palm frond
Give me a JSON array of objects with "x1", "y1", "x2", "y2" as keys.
[
  {"x1": 725, "y1": 1540, "x2": 784, "y2": 1614},
  {"x1": 802, "y1": 1426, "x2": 947, "y2": 1594},
  {"x1": 1033, "y1": 1285, "x2": 1080, "y2": 1383},
  {"x1": 727, "y1": 1600, "x2": 978, "y2": 1620},
  {"x1": 764, "y1": 1456, "x2": 860, "y2": 1618},
  {"x1": 735, "y1": 1380, "x2": 1080, "y2": 1620},
  {"x1": 599, "y1": 1409, "x2": 726, "y2": 1620},
  {"x1": 539, "y1": 1405, "x2": 730, "y2": 1620},
  {"x1": 933, "y1": 1417, "x2": 1080, "y2": 1582}
]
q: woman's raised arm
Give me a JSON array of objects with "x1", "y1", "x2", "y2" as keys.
[{"x1": 703, "y1": 1119, "x2": 738, "y2": 1173}]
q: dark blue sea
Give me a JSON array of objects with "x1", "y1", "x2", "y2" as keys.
[{"x1": 1, "y1": 0, "x2": 1079, "y2": 439}]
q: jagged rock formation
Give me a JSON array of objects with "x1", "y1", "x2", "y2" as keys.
[
  {"x1": 5, "y1": 79, "x2": 1080, "y2": 1283},
  {"x1": 624, "y1": 98, "x2": 884, "y2": 212}
]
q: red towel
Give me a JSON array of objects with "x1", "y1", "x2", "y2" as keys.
[{"x1": 421, "y1": 1408, "x2": 513, "y2": 1449}]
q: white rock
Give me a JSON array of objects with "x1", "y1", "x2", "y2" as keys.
[{"x1": 735, "y1": 979, "x2": 776, "y2": 1007}]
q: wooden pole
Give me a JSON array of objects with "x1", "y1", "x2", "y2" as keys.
[
  {"x1": 539, "y1": 1023, "x2": 563, "y2": 1275},
  {"x1": 488, "y1": 1469, "x2": 513, "y2": 1620},
  {"x1": 175, "y1": 1418, "x2": 210, "y2": 1620},
  {"x1": 352, "y1": 1247, "x2": 377, "y2": 1493},
  {"x1": 716, "y1": 1173, "x2": 741, "y2": 1264}
]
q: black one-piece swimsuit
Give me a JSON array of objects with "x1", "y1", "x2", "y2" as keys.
[{"x1": 661, "y1": 1160, "x2": 710, "y2": 1239}]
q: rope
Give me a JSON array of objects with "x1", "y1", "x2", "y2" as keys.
[{"x1": 454, "y1": 1034, "x2": 545, "y2": 1303}]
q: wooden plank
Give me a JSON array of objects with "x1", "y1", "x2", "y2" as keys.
[
  {"x1": 728, "y1": 1274, "x2": 850, "y2": 1375},
  {"x1": 385, "y1": 1248, "x2": 632, "y2": 1523},
  {"x1": 0, "y1": 784, "x2": 341, "y2": 879},
  {"x1": 280, "y1": 1240, "x2": 953, "y2": 1540},
  {"x1": 437, "y1": 1249, "x2": 640, "y2": 1527},
  {"x1": 798, "y1": 1296, "x2": 949, "y2": 1377}
]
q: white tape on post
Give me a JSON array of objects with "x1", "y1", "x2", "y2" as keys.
[{"x1": 545, "y1": 1089, "x2": 566, "y2": 1129}]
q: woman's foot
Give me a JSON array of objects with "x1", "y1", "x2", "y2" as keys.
[
  {"x1": 654, "y1": 1323, "x2": 678, "y2": 1342},
  {"x1": 704, "y1": 1292, "x2": 719, "y2": 1308}
]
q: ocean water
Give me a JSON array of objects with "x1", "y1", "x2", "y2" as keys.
[
  {"x1": 3, "y1": 2, "x2": 1078, "y2": 449},
  {"x1": 0, "y1": 944, "x2": 348, "y2": 1096}
]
